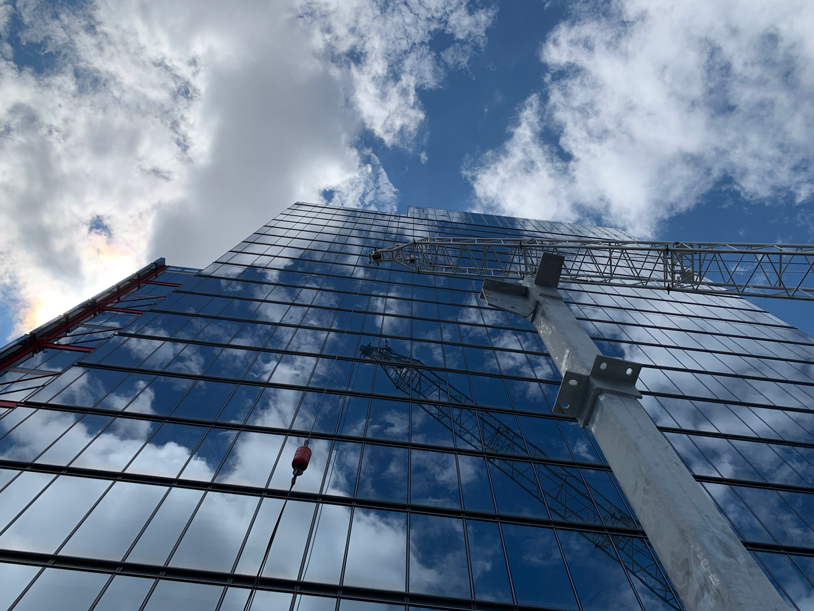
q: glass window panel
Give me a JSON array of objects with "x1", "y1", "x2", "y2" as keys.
[
  {"x1": 237, "y1": 499, "x2": 314, "y2": 579},
  {"x1": 692, "y1": 436, "x2": 761, "y2": 481},
  {"x1": 126, "y1": 487, "x2": 204, "y2": 564},
  {"x1": 126, "y1": 423, "x2": 207, "y2": 478},
  {"x1": 215, "y1": 431, "x2": 284, "y2": 487},
  {"x1": 366, "y1": 399, "x2": 409, "y2": 442},
  {"x1": 71, "y1": 418, "x2": 158, "y2": 471},
  {"x1": 247, "y1": 387, "x2": 302, "y2": 428},
  {"x1": 324, "y1": 441, "x2": 362, "y2": 497},
  {"x1": 206, "y1": 347, "x2": 257, "y2": 379},
  {"x1": 93, "y1": 575, "x2": 154, "y2": 611},
  {"x1": 730, "y1": 440, "x2": 807, "y2": 487},
  {"x1": 170, "y1": 491, "x2": 259, "y2": 572},
  {"x1": 537, "y1": 464, "x2": 601, "y2": 525},
  {"x1": 664, "y1": 433, "x2": 718, "y2": 477},
  {"x1": 174, "y1": 316, "x2": 211, "y2": 340},
  {"x1": 165, "y1": 344, "x2": 222, "y2": 374},
  {"x1": 96, "y1": 373, "x2": 154, "y2": 411},
  {"x1": 0, "y1": 563, "x2": 40, "y2": 611},
  {"x1": 0, "y1": 409, "x2": 77, "y2": 461},
  {"x1": 410, "y1": 450, "x2": 460, "y2": 509},
  {"x1": 581, "y1": 469, "x2": 637, "y2": 529},
  {"x1": 103, "y1": 338, "x2": 164, "y2": 368},
  {"x1": 470, "y1": 376, "x2": 511, "y2": 409},
  {"x1": 338, "y1": 397, "x2": 369, "y2": 436},
  {"x1": 458, "y1": 455, "x2": 495, "y2": 513},
  {"x1": 459, "y1": 324, "x2": 490, "y2": 346},
  {"x1": 409, "y1": 514, "x2": 469, "y2": 597},
  {"x1": 140, "y1": 341, "x2": 185, "y2": 370},
  {"x1": 479, "y1": 411, "x2": 526, "y2": 455},
  {"x1": 517, "y1": 415, "x2": 571, "y2": 460},
  {"x1": 13, "y1": 568, "x2": 108, "y2": 611},
  {"x1": 172, "y1": 381, "x2": 236, "y2": 420},
  {"x1": 757, "y1": 552, "x2": 814, "y2": 611},
  {"x1": 302, "y1": 503, "x2": 352, "y2": 585},
  {"x1": 358, "y1": 445, "x2": 407, "y2": 503},
  {"x1": 218, "y1": 385, "x2": 262, "y2": 424},
  {"x1": 559, "y1": 529, "x2": 644, "y2": 610},
  {"x1": 342, "y1": 602, "x2": 404, "y2": 611},
  {"x1": 60, "y1": 481, "x2": 166, "y2": 560},
  {"x1": 49, "y1": 368, "x2": 128, "y2": 408},
  {"x1": 466, "y1": 520, "x2": 512, "y2": 603},
  {"x1": 231, "y1": 322, "x2": 276, "y2": 347},
  {"x1": 180, "y1": 428, "x2": 237, "y2": 481},
  {"x1": 489, "y1": 458, "x2": 546, "y2": 518},
  {"x1": 310, "y1": 358, "x2": 353, "y2": 391},
  {"x1": 703, "y1": 483, "x2": 773, "y2": 543},
  {"x1": 412, "y1": 341, "x2": 444, "y2": 368},
  {"x1": 506, "y1": 379, "x2": 549, "y2": 413},
  {"x1": 142, "y1": 580, "x2": 223, "y2": 611},
  {"x1": 270, "y1": 354, "x2": 318, "y2": 386},
  {"x1": 0, "y1": 475, "x2": 109, "y2": 553},
  {"x1": 37, "y1": 414, "x2": 112, "y2": 466},
  {"x1": 29, "y1": 366, "x2": 84, "y2": 403},
  {"x1": 125, "y1": 376, "x2": 194, "y2": 416},
  {"x1": 502, "y1": 524, "x2": 577, "y2": 609},
  {"x1": 411, "y1": 404, "x2": 454, "y2": 447},
  {"x1": 244, "y1": 351, "x2": 281, "y2": 382},
  {"x1": 344, "y1": 508, "x2": 406, "y2": 591},
  {"x1": 266, "y1": 325, "x2": 296, "y2": 350},
  {"x1": 196, "y1": 318, "x2": 243, "y2": 343},
  {"x1": 736, "y1": 486, "x2": 814, "y2": 547}
]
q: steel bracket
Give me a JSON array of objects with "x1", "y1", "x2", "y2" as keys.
[{"x1": 553, "y1": 355, "x2": 642, "y2": 427}]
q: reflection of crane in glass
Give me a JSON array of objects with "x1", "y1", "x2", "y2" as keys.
[{"x1": 360, "y1": 341, "x2": 681, "y2": 610}]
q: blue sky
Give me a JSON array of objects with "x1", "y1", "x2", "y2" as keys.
[{"x1": 1, "y1": 0, "x2": 814, "y2": 341}]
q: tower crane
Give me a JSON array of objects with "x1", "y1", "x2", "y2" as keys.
[
  {"x1": 367, "y1": 236, "x2": 814, "y2": 611},
  {"x1": 359, "y1": 342, "x2": 680, "y2": 609}
]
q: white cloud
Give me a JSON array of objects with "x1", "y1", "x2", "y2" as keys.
[
  {"x1": 468, "y1": 0, "x2": 814, "y2": 238},
  {"x1": 0, "y1": 0, "x2": 495, "y2": 339}
]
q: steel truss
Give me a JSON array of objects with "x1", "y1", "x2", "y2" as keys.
[
  {"x1": 359, "y1": 343, "x2": 680, "y2": 610},
  {"x1": 370, "y1": 239, "x2": 814, "y2": 300}
]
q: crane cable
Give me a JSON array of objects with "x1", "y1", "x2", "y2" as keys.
[{"x1": 244, "y1": 238, "x2": 370, "y2": 610}]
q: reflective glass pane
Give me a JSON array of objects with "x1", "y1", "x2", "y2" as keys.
[
  {"x1": 142, "y1": 580, "x2": 223, "y2": 611},
  {"x1": 0, "y1": 472, "x2": 55, "y2": 531},
  {"x1": 170, "y1": 491, "x2": 259, "y2": 571},
  {"x1": 126, "y1": 423, "x2": 207, "y2": 478},
  {"x1": 61, "y1": 481, "x2": 166, "y2": 560},
  {"x1": 126, "y1": 487, "x2": 204, "y2": 564},
  {"x1": 13, "y1": 568, "x2": 108, "y2": 611},
  {"x1": 357, "y1": 445, "x2": 407, "y2": 503},
  {"x1": 303, "y1": 503, "x2": 351, "y2": 584},
  {"x1": 410, "y1": 449, "x2": 460, "y2": 509},
  {"x1": 0, "y1": 563, "x2": 39, "y2": 611},
  {"x1": 502, "y1": 524, "x2": 577, "y2": 609},
  {"x1": 93, "y1": 575, "x2": 154, "y2": 611},
  {"x1": 457, "y1": 455, "x2": 494, "y2": 513},
  {"x1": 0, "y1": 475, "x2": 109, "y2": 553},
  {"x1": 559, "y1": 529, "x2": 641, "y2": 610},
  {"x1": 181, "y1": 428, "x2": 237, "y2": 481},
  {"x1": 466, "y1": 520, "x2": 512, "y2": 602},
  {"x1": 215, "y1": 431, "x2": 284, "y2": 487},
  {"x1": 409, "y1": 514, "x2": 469, "y2": 597},
  {"x1": 172, "y1": 381, "x2": 236, "y2": 420},
  {"x1": 344, "y1": 509, "x2": 406, "y2": 591}
]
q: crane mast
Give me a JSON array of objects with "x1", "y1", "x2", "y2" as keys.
[
  {"x1": 370, "y1": 237, "x2": 814, "y2": 300},
  {"x1": 366, "y1": 238, "x2": 796, "y2": 611}
]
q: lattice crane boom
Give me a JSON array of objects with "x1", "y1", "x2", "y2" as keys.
[
  {"x1": 359, "y1": 343, "x2": 681, "y2": 609},
  {"x1": 369, "y1": 238, "x2": 814, "y2": 300}
]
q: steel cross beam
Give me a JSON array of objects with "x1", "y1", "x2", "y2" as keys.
[
  {"x1": 478, "y1": 253, "x2": 787, "y2": 611},
  {"x1": 369, "y1": 238, "x2": 814, "y2": 300}
]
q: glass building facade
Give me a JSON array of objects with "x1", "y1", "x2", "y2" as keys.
[{"x1": 1, "y1": 201, "x2": 814, "y2": 610}]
